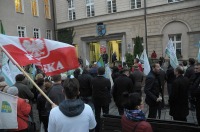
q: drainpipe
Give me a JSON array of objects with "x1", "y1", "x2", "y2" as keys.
[
  {"x1": 144, "y1": 0, "x2": 148, "y2": 56},
  {"x1": 52, "y1": 0, "x2": 57, "y2": 40}
]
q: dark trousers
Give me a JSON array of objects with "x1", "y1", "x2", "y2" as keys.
[
  {"x1": 148, "y1": 105, "x2": 160, "y2": 118},
  {"x1": 196, "y1": 98, "x2": 200, "y2": 125},
  {"x1": 173, "y1": 116, "x2": 187, "y2": 122},
  {"x1": 94, "y1": 102, "x2": 109, "y2": 132},
  {"x1": 39, "y1": 114, "x2": 49, "y2": 132},
  {"x1": 116, "y1": 105, "x2": 124, "y2": 115}
]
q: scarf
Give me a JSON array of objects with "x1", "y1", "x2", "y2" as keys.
[{"x1": 124, "y1": 109, "x2": 146, "y2": 121}]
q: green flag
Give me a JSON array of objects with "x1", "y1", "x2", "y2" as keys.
[
  {"x1": 97, "y1": 56, "x2": 104, "y2": 67},
  {"x1": 0, "y1": 20, "x2": 5, "y2": 34}
]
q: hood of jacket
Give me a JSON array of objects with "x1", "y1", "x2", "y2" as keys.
[{"x1": 59, "y1": 98, "x2": 85, "y2": 117}]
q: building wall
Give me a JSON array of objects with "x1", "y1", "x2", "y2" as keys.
[
  {"x1": 56, "y1": 0, "x2": 200, "y2": 62},
  {"x1": 0, "y1": 0, "x2": 55, "y2": 39}
]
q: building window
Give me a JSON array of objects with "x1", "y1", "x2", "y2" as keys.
[
  {"x1": 68, "y1": 0, "x2": 76, "y2": 20},
  {"x1": 33, "y1": 28, "x2": 40, "y2": 38},
  {"x1": 168, "y1": 0, "x2": 182, "y2": 3},
  {"x1": 107, "y1": 0, "x2": 117, "y2": 13},
  {"x1": 44, "y1": 0, "x2": 51, "y2": 19},
  {"x1": 86, "y1": 0, "x2": 95, "y2": 17},
  {"x1": 17, "y1": 26, "x2": 26, "y2": 37},
  {"x1": 46, "y1": 30, "x2": 52, "y2": 39},
  {"x1": 131, "y1": 0, "x2": 141, "y2": 9},
  {"x1": 15, "y1": 0, "x2": 24, "y2": 13},
  {"x1": 31, "y1": 0, "x2": 39, "y2": 16},
  {"x1": 169, "y1": 34, "x2": 182, "y2": 58}
]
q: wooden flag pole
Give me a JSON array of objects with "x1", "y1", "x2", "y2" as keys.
[{"x1": 0, "y1": 46, "x2": 54, "y2": 105}]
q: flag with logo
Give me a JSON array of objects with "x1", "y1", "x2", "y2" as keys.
[
  {"x1": 0, "y1": 91, "x2": 18, "y2": 129},
  {"x1": 0, "y1": 34, "x2": 79, "y2": 76},
  {"x1": 165, "y1": 39, "x2": 178, "y2": 69},
  {"x1": 140, "y1": 49, "x2": 150, "y2": 75},
  {"x1": 97, "y1": 56, "x2": 104, "y2": 67}
]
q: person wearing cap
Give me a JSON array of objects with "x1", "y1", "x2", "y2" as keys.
[
  {"x1": 14, "y1": 74, "x2": 34, "y2": 100},
  {"x1": 113, "y1": 68, "x2": 134, "y2": 115},
  {"x1": 7, "y1": 86, "x2": 31, "y2": 132}
]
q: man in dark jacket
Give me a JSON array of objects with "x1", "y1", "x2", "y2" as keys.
[
  {"x1": 169, "y1": 66, "x2": 189, "y2": 121},
  {"x1": 14, "y1": 74, "x2": 34, "y2": 100},
  {"x1": 129, "y1": 64, "x2": 143, "y2": 96},
  {"x1": 144, "y1": 63, "x2": 162, "y2": 118},
  {"x1": 46, "y1": 74, "x2": 65, "y2": 114},
  {"x1": 113, "y1": 68, "x2": 134, "y2": 115},
  {"x1": 190, "y1": 63, "x2": 200, "y2": 125},
  {"x1": 78, "y1": 67, "x2": 94, "y2": 110},
  {"x1": 91, "y1": 67, "x2": 111, "y2": 132}
]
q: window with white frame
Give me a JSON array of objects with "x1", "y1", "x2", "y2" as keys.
[
  {"x1": 131, "y1": 0, "x2": 141, "y2": 9},
  {"x1": 31, "y1": 0, "x2": 39, "y2": 16},
  {"x1": 86, "y1": 0, "x2": 95, "y2": 17},
  {"x1": 169, "y1": 34, "x2": 182, "y2": 58},
  {"x1": 33, "y1": 28, "x2": 40, "y2": 38},
  {"x1": 46, "y1": 30, "x2": 52, "y2": 39},
  {"x1": 107, "y1": 0, "x2": 117, "y2": 13},
  {"x1": 17, "y1": 26, "x2": 26, "y2": 37},
  {"x1": 44, "y1": 0, "x2": 51, "y2": 19},
  {"x1": 168, "y1": 0, "x2": 182, "y2": 3},
  {"x1": 15, "y1": 0, "x2": 24, "y2": 13},
  {"x1": 68, "y1": 0, "x2": 76, "y2": 20}
]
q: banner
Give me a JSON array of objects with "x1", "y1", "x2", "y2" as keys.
[
  {"x1": 0, "y1": 34, "x2": 79, "y2": 76},
  {"x1": 0, "y1": 91, "x2": 18, "y2": 129},
  {"x1": 165, "y1": 39, "x2": 178, "y2": 69}
]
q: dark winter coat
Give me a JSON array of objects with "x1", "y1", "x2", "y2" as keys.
[
  {"x1": 129, "y1": 69, "x2": 143, "y2": 91},
  {"x1": 78, "y1": 73, "x2": 93, "y2": 97},
  {"x1": 190, "y1": 73, "x2": 200, "y2": 98},
  {"x1": 91, "y1": 76, "x2": 111, "y2": 105},
  {"x1": 144, "y1": 71, "x2": 162, "y2": 106},
  {"x1": 184, "y1": 65, "x2": 195, "y2": 79},
  {"x1": 113, "y1": 74, "x2": 134, "y2": 106},
  {"x1": 169, "y1": 75, "x2": 189, "y2": 117},
  {"x1": 166, "y1": 66, "x2": 176, "y2": 84}
]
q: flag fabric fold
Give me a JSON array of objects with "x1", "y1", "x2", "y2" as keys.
[
  {"x1": 0, "y1": 20, "x2": 5, "y2": 34},
  {"x1": 0, "y1": 34, "x2": 79, "y2": 76},
  {"x1": 0, "y1": 91, "x2": 18, "y2": 129},
  {"x1": 97, "y1": 56, "x2": 104, "y2": 67},
  {"x1": 165, "y1": 39, "x2": 178, "y2": 69},
  {"x1": 141, "y1": 49, "x2": 150, "y2": 75}
]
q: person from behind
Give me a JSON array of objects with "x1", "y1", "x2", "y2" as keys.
[
  {"x1": 121, "y1": 93, "x2": 153, "y2": 132},
  {"x1": 48, "y1": 78, "x2": 96, "y2": 132},
  {"x1": 7, "y1": 86, "x2": 31, "y2": 132},
  {"x1": 169, "y1": 66, "x2": 189, "y2": 121}
]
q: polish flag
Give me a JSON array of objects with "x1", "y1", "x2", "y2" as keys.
[{"x1": 0, "y1": 34, "x2": 79, "y2": 76}]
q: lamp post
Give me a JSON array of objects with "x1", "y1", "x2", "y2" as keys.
[{"x1": 144, "y1": 0, "x2": 148, "y2": 56}]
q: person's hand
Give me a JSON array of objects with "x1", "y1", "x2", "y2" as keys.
[
  {"x1": 51, "y1": 103, "x2": 57, "y2": 108},
  {"x1": 156, "y1": 96, "x2": 162, "y2": 102}
]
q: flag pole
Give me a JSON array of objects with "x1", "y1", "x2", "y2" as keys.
[{"x1": 0, "y1": 46, "x2": 54, "y2": 105}]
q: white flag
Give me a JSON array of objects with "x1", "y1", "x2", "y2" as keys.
[
  {"x1": 165, "y1": 39, "x2": 178, "y2": 69},
  {"x1": 104, "y1": 63, "x2": 114, "y2": 88},
  {"x1": 136, "y1": 54, "x2": 139, "y2": 59},
  {"x1": 142, "y1": 49, "x2": 150, "y2": 75},
  {"x1": 0, "y1": 91, "x2": 18, "y2": 129},
  {"x1": 86, "y1": 59, "x2": 90, "y2": 66}
]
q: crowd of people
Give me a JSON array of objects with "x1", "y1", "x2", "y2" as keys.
[{"x1": 0, "y1": 57, "x2": 200, "y2": 132}]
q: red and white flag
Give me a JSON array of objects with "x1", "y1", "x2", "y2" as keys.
[{"x1": 0, "y1": 34, "x2": 79, "y2": 76}]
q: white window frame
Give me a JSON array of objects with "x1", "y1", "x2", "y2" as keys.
[
  {"x1": 107, "y1": 0, "x2": 117, "y2": 13},
  {"x1": 86, "y1": 0, "x2": 95, "y2": 17},
  {"x1": 169, "y1": 34, "x2": 182, "y2": 58},
  {"x1": 15, "y1": 0, "x2": 24, "y2": 13},
  {"x1": 68, "y1": 0, "x2": 76, "y2": 20},
  {"x1": 44, "y1": 0, "x2": 51, "y2": 19},
  {"x1": 17, "y1": 26, "x2": 26, "y2": 37},
  {"x1": 46, "y1": 29, "x2": 52, "y2": 39},
  {"x1": 168, "y1": 0, "x2": 182, "y2": 3},
  {"x1": 31, "y1": 0, "x2": 39, "y2": 16},
  {"x1": 33, "y1": 28, "x2": 41, "y2": 38},
  {"x1": 131, "y1": 0, "x2": 141, "y2": 9}
]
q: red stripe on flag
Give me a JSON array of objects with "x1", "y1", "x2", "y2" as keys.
[
  {"x1": 3, "y1": 45, "x2": 39, "y2": 66},
  {"x1": 37, "y1": 47, "x2": 79, "y2": 76}
]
